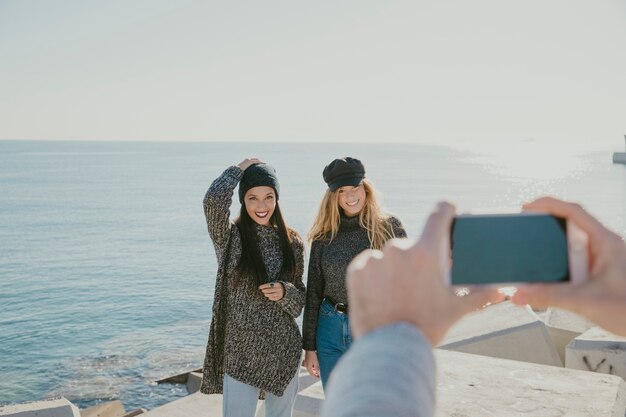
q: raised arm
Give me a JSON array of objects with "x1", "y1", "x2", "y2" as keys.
[
  {"x1": 203, "y1": 165, "x2": 243, "y2": 253},
  {"x1": 203, "y1": 158, "x2": 262, "y2": 255}
]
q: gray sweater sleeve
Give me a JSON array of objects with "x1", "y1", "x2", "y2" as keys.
[
  {"x1": 389, "y1": 215, "x2": 408, "y2": 239},
  {"x1": 276, "y1": 233, "x2": 306, "y2": 318},
  {"x1": 321, "y1": 323, "x2": 436, "y2": 417},
  {"x1": 203, "y1": 166, "x2": 243, "y2": 257}
]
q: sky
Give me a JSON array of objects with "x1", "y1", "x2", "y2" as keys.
[{"x1": 0, "y1": 0, "x2": 625, "y2": 149}]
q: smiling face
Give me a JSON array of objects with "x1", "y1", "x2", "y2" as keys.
[
  {"x1": 244, "y1": 186, "x2": 276, "y2": 225},
  {"x1": 337, "y1": 183, "x2": 366, "y2": 217}
]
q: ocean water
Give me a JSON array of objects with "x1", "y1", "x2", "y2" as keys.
[{"x1": 0, "y1": 140, "x2": 624, "y2": 410}]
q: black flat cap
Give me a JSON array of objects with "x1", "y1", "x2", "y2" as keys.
[{"x1": 322, "y1": 157, "x2": 366, "y2": 192}]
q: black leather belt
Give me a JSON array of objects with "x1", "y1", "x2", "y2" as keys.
[{"x1": 325, "y1": 296, "x2": 348, "y2": 314}]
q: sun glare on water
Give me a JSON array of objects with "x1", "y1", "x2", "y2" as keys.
[{"x1": 461, "y1": 141, "x2": 592, "y2": 183}]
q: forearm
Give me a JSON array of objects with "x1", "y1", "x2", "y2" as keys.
[
  {"x1": 301, "y1": 280, "x2": 323, "y2": 349},
  {"x1": 302, "y1": 241, "x2": 324, "y2": 350},
  {"x1": 276, "y1": 281, "x2": 305, "y2": 318},
  {"x1": 321, "y1": 323, "x2": 436, "y2": 417}
]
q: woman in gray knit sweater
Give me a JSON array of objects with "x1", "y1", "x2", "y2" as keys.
[
  {"x1": 302, "y1": 157, "x2": 407, "y2": 389},
  {"x1": 201, "y1": 158, "x2": 306, "y2": 417}
]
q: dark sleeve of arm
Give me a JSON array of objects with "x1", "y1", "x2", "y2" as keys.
[
  {"x1": 389, "y1": 216, "x2": 408, "y2": 239},
  {"x1": 276, "y1": 234, "x2": 306, "y2": 318},
  {"x1": 203, "y1": 166, "x2": 243, "y2": 256},
  {"x1": 321, "y1": 323, "x2": 436, "y2": 417},
  {"x1": 302, "y1": 240, "x2": 324, "y2": 351}
]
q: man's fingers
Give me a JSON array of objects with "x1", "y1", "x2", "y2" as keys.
[
  {"x1": 523, "y1": 197, "x2": 610, "y2": 242},
  {"x1": 510, "y1": 284, "x2": 581, "y2": 312},
  {"x1": 347, "y1": 248, "x2": 383, "y2": 274},
  {"x1": 455, "y1": 287, "x2": 506, "y2": 317},
  {"x1": 418, "y1": 202, "x2": 455, "y2": 253}
]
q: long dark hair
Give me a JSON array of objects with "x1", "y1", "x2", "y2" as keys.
[{"x1": 235, "y1": 202, "x2": 296, "y2": 287}]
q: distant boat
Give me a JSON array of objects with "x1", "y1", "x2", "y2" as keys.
[{"x1": 613, "y1": 135, "x2": 626, "y2": 164}]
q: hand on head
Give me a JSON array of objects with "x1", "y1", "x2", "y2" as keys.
[
  {"x1": 346, "y1": 202, "x2": 505, "y2": 346},
  {"x1": 511, "y1": 197, "x2": 626, "y2": 336},
  {"x1": 237, "y1": 158, "x2": 263, "y2": 171}
]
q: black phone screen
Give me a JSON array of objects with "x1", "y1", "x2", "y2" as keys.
[{"x1": 450, "y1": 214, "x2": 569, "y2": 285}]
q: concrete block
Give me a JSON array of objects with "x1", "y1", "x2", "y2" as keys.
[
  {"x1": 155, "y1": 368, "x2": 201, "y2": 384},
  {"x1": 566, "y1": 326, "x2": 626, "y2": 381},
  {"x1": 438, "y1": 301, "x2": 562, "y2": 366},
  {"x1": 297, "y1": 366, "x2": 319, "y2": 392},
  {"x1": 121, "y1": 410, "x2": 146, "y2": 417},
  {"x1": 0, "y1": 397, "x2": 81, "y2": 417},
  {"x1": 543, "y1": 308, "x2": 595, "y2": 364},
  {"x1": 435, "y1": 349, "x2": 626, "y2": 417},
  {"x1": 185, "y1": 372, "x2": 202, "y2": 394},
  {"x1": 293, "y1": 381, "x2": 324, "y2": 417},
  {"x1": 81, "y1": 400, "x2": 125, "y2": 417}
]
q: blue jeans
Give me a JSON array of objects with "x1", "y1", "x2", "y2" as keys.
[
  {"x1": 223, "y1": 370, "x2": 299, "y2": 417},
  {"x1": 316, "y1": 299, "x2": 352, "y2": 389}
]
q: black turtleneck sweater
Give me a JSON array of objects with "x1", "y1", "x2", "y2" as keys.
[{"x1": 302, "y1": 213, "x2": 407, "y2": 351}]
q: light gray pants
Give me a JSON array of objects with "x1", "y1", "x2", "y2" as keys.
[{"x1": 223, "y1": 370, "x2": 299, "y2": 417}]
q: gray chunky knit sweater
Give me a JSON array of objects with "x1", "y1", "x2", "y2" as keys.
[
  {"x1": 302, "y1": 214, "x2": 407, "y2": 351},
  {"x1": 200, "y1": 166, "x2": 305, "y2": 396}
]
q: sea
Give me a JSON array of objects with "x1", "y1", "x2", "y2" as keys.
[{"x1": 1, "y1": 140, "x2": 624, "y2": 411}]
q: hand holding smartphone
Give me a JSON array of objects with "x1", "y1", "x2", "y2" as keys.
[{"x1": 449, "y1": 213, "x2": 589, "y2": 286}]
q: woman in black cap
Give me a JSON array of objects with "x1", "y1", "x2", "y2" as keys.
[
  {"x1": 302, "y1": 157, "x2": 407, "y2": 389},
  {"x1": 201, "y1": 158, "x2": 305, "y2": 417}
]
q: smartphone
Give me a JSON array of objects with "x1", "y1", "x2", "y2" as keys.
[{"x1": 450, "y1": 213, "x2": 588, "y2": 286}]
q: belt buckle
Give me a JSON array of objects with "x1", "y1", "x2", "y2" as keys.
[{"x1": 334, "y1": 302, "x2": 348, "y2": 314}]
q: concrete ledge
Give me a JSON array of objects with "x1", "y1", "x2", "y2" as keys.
[
  {"x1": 436, "y1": 349, "x2": 626, "y2": 416},
  {"x1": 566, "y1": 327, "x2": 626, "y2": 381},
  {"x1": 439, "y1": 302, "x2": 562, "y2": 366},
  {"x1": 0, "y1": 397, "x2": 81, "y2": 417},
  {"x1": 141, "y1": 393, "x2": 222, "y2": 417}
]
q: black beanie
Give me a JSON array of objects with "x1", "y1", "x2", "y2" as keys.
[
  {"x1": 322, "y1": 157, "x2": 366, "y2": 191},
  {"x1": 238, "y1": 163, "x2": 280, "y2": 203}
]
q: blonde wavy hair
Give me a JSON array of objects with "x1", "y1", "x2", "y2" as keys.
[{"x1": 308, "y1": 179, "x2": 395, "y2": 250}]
